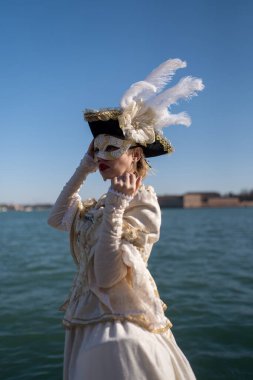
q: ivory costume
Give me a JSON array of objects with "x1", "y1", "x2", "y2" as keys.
[
  {"x1": 48, "y1": 155, "x2": 196, "y2": 380},
  {"x1": 48, "y1": 58, "x2": 203, "y2": 379}
]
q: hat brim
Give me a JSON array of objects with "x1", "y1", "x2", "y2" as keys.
[{"x1": 87, "y1": 118, "x2": 174, "y2": 158}]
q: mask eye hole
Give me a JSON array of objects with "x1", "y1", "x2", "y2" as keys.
[
  {"x1": 94, "y1": 148, "x2": 99, "y2": 154},
  {"x1": 105, "y1": 145, "x2": 118, "y2": 152}
]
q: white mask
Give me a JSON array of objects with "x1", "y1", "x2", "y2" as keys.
[{"x1": 94, "y1": 134, "x2": 133, "y2": 161}]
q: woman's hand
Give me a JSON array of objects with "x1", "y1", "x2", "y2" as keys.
[
  {"x1": 111, "y1": 173, "x2": 142, "y2": 196},
  {"x1": 87, "y1": 139, "x2": 95, "y2": 159}
]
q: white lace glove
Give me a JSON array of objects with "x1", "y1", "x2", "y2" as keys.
[{"x1": 48, "y1": 154, "x2": 98, "y2": 231}]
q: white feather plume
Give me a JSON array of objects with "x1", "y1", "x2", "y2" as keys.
[
  {"x1": 120, "y1": 81, "x2": 156, "y2": 108},
  {"x1": 154, "y1": 110, "x2": 192, "y2": 129},
  {"x1": 144, "y1": 58, "x2": 186, "y2": 93},
  {"x1": 120, "y1": 58, "x2": 186, "y2": 108},
  {"x1": 152, "y1": 76, "x2": 204, "y2": 109},
  {"x1": 119, "y1": 58, "x2": 204, "y2": 144}
]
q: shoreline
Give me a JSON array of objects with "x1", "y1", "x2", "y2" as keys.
[{"x1": 1, "y1": 191, "x2": 253, "y2": 212}]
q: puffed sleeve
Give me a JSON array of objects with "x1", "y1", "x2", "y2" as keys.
[
  {"x1": 47, "y1": 154, "x2": 97, "y2": 231},
  {"x1": 123, "y1": 185, "x2": 161, "y2": 260},
  {"x1": 93, "y1": 186, "x2": 161, "y2": 288}
]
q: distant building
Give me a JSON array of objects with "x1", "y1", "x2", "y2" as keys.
[
  {"x1": 206, "y1": 197, "x2": 240, "y2": 207},
  {"x1": 240, "y1": 200, "x2": 253, "y2": 207},
  {"x1": 183, "y1": 192, "x2": 246, "y2": 208},
  {"x1": 183, "y1": 192, "x2": 220, "y2": 208}
]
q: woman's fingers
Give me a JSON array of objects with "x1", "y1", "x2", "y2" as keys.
[
  {"x1": 111, "y1": 173, "x2": 141, "y2": 196},
  {"x1": 87, "y1": 139, "x2": 95, "y2": 158}
]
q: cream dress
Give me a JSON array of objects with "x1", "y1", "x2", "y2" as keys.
[
  {"x1": 48, "y1": 154, "x2": 196, "y2": 380},
  {"x1": 63, "y1": 322, "x2": 195, "y2": 380}
]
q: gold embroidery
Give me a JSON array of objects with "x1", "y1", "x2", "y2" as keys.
[
  {"x1": 155, "y1": 133, "x2": 174, "y2": 154},
  {"x1": 79, "y1": 198, "x2": 97, "y2": 218},
  {"x1": 122, "y1": 221, "x2": 147, "y2": 249},
  {"x1": 84, "y1": 108, "x2": 121, "y2": 122}
]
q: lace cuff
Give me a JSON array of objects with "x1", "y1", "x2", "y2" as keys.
[{"x1": 108, "y1": 187, "x2": 134, "y2": 202}]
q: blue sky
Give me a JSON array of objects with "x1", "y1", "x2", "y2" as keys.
[{"x1": 1, "y1": 0, "x2": 253, "y2": 203}]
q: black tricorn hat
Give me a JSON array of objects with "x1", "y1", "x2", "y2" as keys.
[{"x1": 84, "y1": 108, "x2": 174, "y2": 158}]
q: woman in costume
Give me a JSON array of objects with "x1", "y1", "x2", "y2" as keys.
[{"x1": 48, "y1": 59, "x2": 204, "y2": 380}]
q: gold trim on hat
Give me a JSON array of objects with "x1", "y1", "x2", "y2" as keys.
[
  {"x1": 155, "y1": 133, "x2": 174, "y2": 154},
  {"x1": 84, "y1": 108, "x2": 122, "y2": 122}
]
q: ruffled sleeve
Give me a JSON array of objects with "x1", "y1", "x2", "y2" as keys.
[
  {"x1": 47, "y1": 154, "x2": 97, "y2": 231},
  {"x1": 93, "y1": 185, "x2": 161, "y2": 288},
  {"x1": 120, "y1": 185, "x2": 161, "y2": 289},
  {"x1": 93, "y1": 189, "x2": 132, "y2": 288},
  {"x1": 123, "y1": 185, "x2": 161, "y2": 260}
]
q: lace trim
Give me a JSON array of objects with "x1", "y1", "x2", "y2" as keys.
[{"x1": 62, "y1": 314, "x2": 172, "y2": 334}]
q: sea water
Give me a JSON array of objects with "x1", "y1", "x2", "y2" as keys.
[{"x1": 0, "y1": 208, "x2": 252, "y2": 380}]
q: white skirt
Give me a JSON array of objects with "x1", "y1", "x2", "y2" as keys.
[{"x1": 63, "y1": 321, "x2": 196, "y2": 380}]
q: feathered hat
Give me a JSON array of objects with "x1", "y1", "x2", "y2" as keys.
[{"x1": 84, "y1": 58, "x2": 204, "y2": 158}]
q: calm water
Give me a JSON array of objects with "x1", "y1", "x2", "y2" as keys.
[{"x1": 0, "y1": 208, "x2": 253, "y2": 380}]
